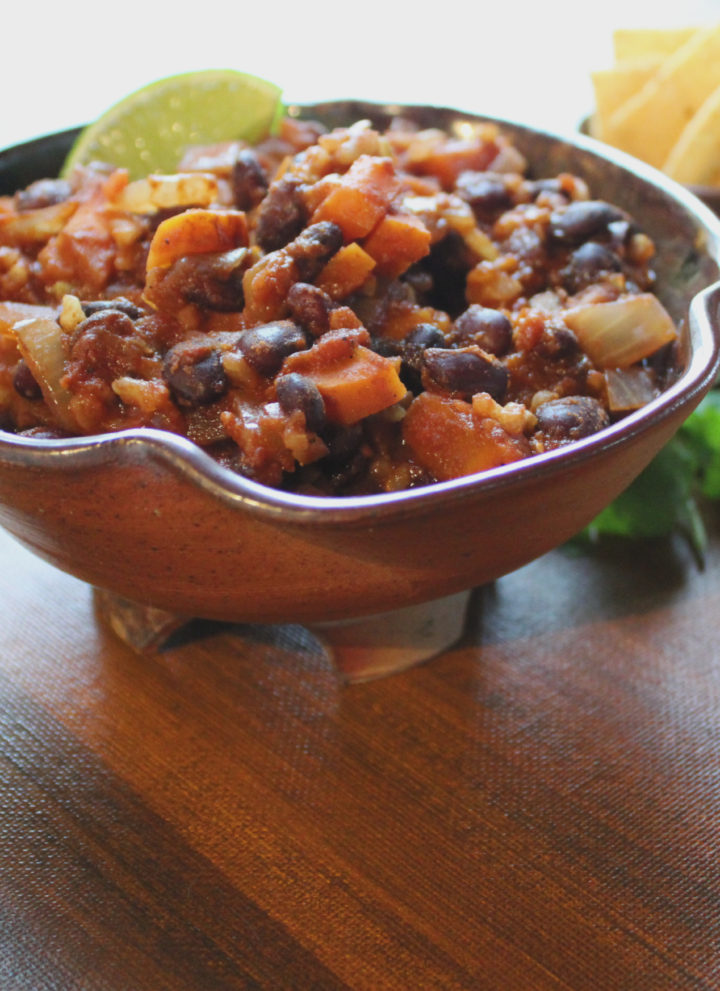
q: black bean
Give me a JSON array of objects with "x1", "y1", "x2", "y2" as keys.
[
  {"x1": 239, "y1": 320, "x2": 307, "y2": 376},
  {"x1": 372, "y1": 324, "x2": 444, "y2": 367},
  {"x1": 561, "y1": 242, "x2": 622, "y2": 294},
  {"x1": 15, "y1": 178, "x2": 72, "y2": 210},
  {"x1": 457, "y1": 172, "x2": 512, "y2": 219},
  {"x1": 169, "y1": 247, "x2": 252, "y2": 311},
  {"x1": 535, "y1": 324, "x2": 580, "y2": 361},
  {"x1": 276, "y1": 372, "x2": 326, "y2": 433},
  {"x1": 371, "y1": 336, "x2": 401, "y2": 360},
  {"x1": 385, "y1": 323, "x2": 446, "y2": 392},
  {"x1": 406, "y1": 324, "x2": 446, "y2": 350},
  {"x1": 423, "y1": 347, "x2": 508, "y2": 401},
  {"x1": 81, "y1": 297, "x2": 143, "y2": 320},
  {"x1": 286, "y1": 222, "x2": 343, "y2": 282},
  {"x1": 402, "y1": 323, "x2": 446, "y2": 369},
  {"x1": 255, "y1": 176, "x2": 307, "y2": 251},
  {"x1": 286, "y1": 282, "x2": 333, "y2": 337},
  {"x1": 68, "y1": 310, "x2": 147, "y2": 380},
  {"x1": 549, "y1": 200, "x2": 627, "y2": 245},
  {"x1": 12, "y1": 360, "x2": 42, "y2": 400},
  {"x1": 162, "y1": 344, "x2": 228, "y2": 407},
  {"x1": 232, "y1": 149, "x2": 269, "y2": 211},
  {"x1": 73, "y1": 309, "x2": 136, "y2": 342},
  {"x1": 452, "y1": 304, "x2": 513, "y2": 355},
  {"x1": 526, "y1": 178, "x2": 571, "y2": 202},
  {"x1": 535, "y1": 323, "x2": 580, "y2": 359},
  {"x1": 535, "y1": 395, "x2": 610, "y2": 448},
  {"x1": 321, "y1": 422, "x2": 368, "y2": 487}
]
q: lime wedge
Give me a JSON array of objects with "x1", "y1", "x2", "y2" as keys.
[{"x1": 61, "y1": 69, "x2": 283, "y2": 179}]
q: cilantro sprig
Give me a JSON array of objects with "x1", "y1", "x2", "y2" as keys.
[{"x1": 577, "y1": 389, "x2": 720, "y2": 560}]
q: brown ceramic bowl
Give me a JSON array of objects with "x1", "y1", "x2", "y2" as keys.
[{"x1": 0, "y1": 101, "x2": 719, "y2": 629}]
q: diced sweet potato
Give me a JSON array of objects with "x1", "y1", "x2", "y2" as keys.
[
  {"x1": 402, "y1": 392, "x2": 529, "y2": 481},
  {"x1": 311, "y1": 156, "x2": 401, "y2": 240},
  {"x1": 36, "y1": 181, "x2": 117, "y2": 293},
  {"x1": 414, "y1": 138, "x2": 499, "y2": 189},
  {"x1": 314, "y1": 243, "x2": 376, "y2": 299},
  {"x1": 283, "y1": 337, "x2": 405, "y2": 424},
  {"x1": 146, "y1": 208, "x2": 248, "y2": 271},
  {"x1": 362, "y1": 212, "x2": 431, "y2": 278},
  {"x1": 328, "y1": 306, "x2": 364, "y2": 330},
  {"x1": 241, "y1": 250, "x2": 297, "y2": 323}
]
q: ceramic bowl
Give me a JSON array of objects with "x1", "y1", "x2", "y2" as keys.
[{"x1": 0, "y1": 102, "x2": 719, "y2": 633}]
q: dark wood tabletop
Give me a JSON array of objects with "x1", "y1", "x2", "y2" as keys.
[{"x1": 2, "y1": 509, "x2": 720, "y2": 991}]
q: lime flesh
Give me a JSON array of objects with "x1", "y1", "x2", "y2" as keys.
[{"x1": 61, "y1": 69, "x2": 283, "y2": 179}]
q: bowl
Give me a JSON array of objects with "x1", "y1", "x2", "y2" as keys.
[{"x1": 0, "y1": 101, "x2": 719, "y2": 676}]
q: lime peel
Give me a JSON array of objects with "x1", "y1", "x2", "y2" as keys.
[{"x1": 61, "y1": 69, "x2": 283, "y2": 180}]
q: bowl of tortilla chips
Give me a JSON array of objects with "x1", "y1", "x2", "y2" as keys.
[{"x1": 587, "y1": 24, "x2": 720, "y2": 213}]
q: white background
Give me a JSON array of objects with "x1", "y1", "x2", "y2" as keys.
[{"x1": 1, "y1": 0, "x2": 719, "y2": 150}]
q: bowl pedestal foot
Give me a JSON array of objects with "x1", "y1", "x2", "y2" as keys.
[
  {"x1": 93, "y1": 587, "x2": 473, "y2": 682},
  {"x1": 308, "y1": 590, "x2": 472, "y2": 681},
  {"x1": 93, "y1": 587, "x2": 191, "y2": 653}
]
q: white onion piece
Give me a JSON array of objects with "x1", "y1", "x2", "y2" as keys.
[
  {"x1": 0, "y1": 302, "x2": 56, "y2": 336},
  {"x1": 564, "y1": 293, "x2": 677, "y2": 368},
  {"x1": 0, "y1": 201, "x2": 76, "y2": 243},
  {"x1": 13, "y1": 317, "x2": 77, "y2": 432},
  {"x1": 116, "y1": 172, "x2": 219, "y2": 213},
  {"x1": 605, "y1": 366, "x2": 658, "y2": 411}
]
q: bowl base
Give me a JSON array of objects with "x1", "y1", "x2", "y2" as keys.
[{"x1": 92, "y1": 587, "x2": 473, "y2": 682}]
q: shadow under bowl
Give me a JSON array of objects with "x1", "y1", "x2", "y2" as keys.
[{"x1": 0, "y1": 102, "x2": 719, "y2": 632}]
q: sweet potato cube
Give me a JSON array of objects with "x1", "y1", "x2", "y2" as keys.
[
  {"x1": 416, "y1": 139, "x2": 499, "y2": 189},
  {"x1": 146, "y1": 208, "x2": 248, "y2": 271},
  {"x1": 363, "y1": 212, "x2": 431, "y2": 278},
  {"x1": 312, "y1": 347, "x2": 406, "y2": 424},
  {"x1": 314, "y1": 243, "x2": 376, "y2": 299},
  {"x1": 311, "y1": 156, "x2": 401, "y2": 240},
  {"x1": 241, "y1": 250, "x2": 297, "y2": 323},
  {"x1": 284, "y1": 341, "x2": 406, "y2": 425},
  {"x1": 403, "y1": 392, "x2": 528, "y2": 481}
]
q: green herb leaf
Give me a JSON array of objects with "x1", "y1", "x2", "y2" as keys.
[
  {"x1": 675, "y1": 390, "x2": 720, "y2": 499},
  {"x1": 575, "y1": 387, "x2": 720, "y2": 558}
]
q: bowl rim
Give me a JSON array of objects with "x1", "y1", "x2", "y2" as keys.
[{"x1": 1, "y1": 100, "x2": 719, "y2": 526}]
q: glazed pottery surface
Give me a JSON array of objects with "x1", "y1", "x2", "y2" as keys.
[{"x1": 0, "y1": 102, "x2": 719, "y2": 624}]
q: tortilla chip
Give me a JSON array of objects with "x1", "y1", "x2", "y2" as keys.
[
  {"x1": 663, "y1": 82, "x2": 720, "y2": 185},
  {"x1": 612, "y1": 26, "x2": 697, "y2": 61},
  {"x1": 590, "y1": 56, "x2": 663, "y2": 139},
  {"x1": 605, "y1": 25, "x2": 720, "y2": 168}
]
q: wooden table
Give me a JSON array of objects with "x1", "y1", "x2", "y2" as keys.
[{"x1": 1, "y1": 513, "x2": 719, "y2": 991}]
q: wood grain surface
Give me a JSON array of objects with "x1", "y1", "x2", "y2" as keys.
[{"x1": 1, "y1": 513, "x2": 720, "y2": 990}]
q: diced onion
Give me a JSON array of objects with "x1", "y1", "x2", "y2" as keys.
[
  {"x1": 0, "y1": 301, "x2": 56, "y2": 336},
  {"x1": 0, "y1": 200, "x2": 77, "y2": 243},
  {"x1": 605, "y1": 366, "x2": 658, "y2": 411},
  {"x1": 563, "y1": 293, "x2": 677, "y2": 368},
  {"x1": 116, "y1": 173, "x2": 219, "y2": 213},
  {"x1": 13, "y1": 317, "x2": 77, "y2": 432}
]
